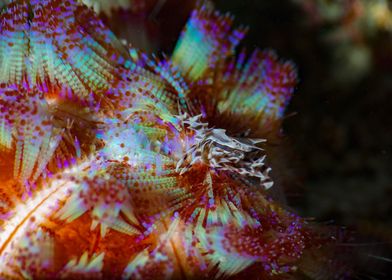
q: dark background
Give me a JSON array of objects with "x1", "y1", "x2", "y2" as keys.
[
  {"x1": 213, "y1": 0, "x2": 392, "y2": 277},
  {"x1": 211, "y1": 0, "x2": 392, "y2": 225}
]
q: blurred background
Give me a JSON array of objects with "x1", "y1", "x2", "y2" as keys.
[
  {"x1": 213, "y1": 1, "x2": 392, "y2": 277},
  {"x1": 103, "y1": 0, "x2": 392, "y2": 277}
]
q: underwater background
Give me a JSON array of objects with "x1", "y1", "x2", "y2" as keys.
[{"x1": 213, "y1": 0, "x2": 392, "y2": 277}]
